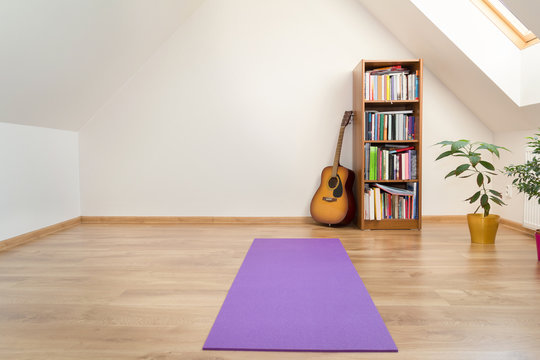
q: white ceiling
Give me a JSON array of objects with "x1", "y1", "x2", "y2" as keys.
[
  {"x1": 504, "y1": 0, "x2": 540, "y2": 37},
  {"x1": 1, "y1": 0, "x2": 538, "y2": 133},
  {"x1": 0, "y1": 0, "x2": 203, "y2": 131},
  {"x1": 357, "y1": 0, "x2": 540, "y2": 133}
]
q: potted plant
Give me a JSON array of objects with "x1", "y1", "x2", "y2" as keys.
[
  {"x1": 435, "y1": 140, "x2": 507, "y2": 244},
  {"x1": 503, "y1": 129, "x2": 540, "y2": 260}
]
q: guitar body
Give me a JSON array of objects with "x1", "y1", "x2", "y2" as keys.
[{"x1": 310, "y1": 165, "x2": 356, "y2": 225}]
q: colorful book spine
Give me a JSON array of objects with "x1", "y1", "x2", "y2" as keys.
[
  {"x1": 364, "y1": 67, "x2": 418, "y2": 101},
  {"x1": 364, "y1": 111, "x2": 415, "y2": 140},
  {"x1": 364, "y1": 185, "x2": 416, "y2": 219},
  {"x1": 364, "y1": 147, "x2": 417, "y2": 181},
  {"x1": 407, "y1": 182, "x2": 419, "y2": 219},
  {"x1": 370, "y1": 146, "x2": 377, "y2": 180}
]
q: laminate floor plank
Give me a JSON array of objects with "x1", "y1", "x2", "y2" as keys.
[{"x1": 0, "y1": 222, "x2": 538, "y2": 359}]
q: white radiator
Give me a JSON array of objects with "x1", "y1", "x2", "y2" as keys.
[{"x1": 523, "y1": 149, "x2": 540, "y2": 230}]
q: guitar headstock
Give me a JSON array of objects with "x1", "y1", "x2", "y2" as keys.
[{"x1": 341, "y1": 111, "x2": 354, "y2": 127}]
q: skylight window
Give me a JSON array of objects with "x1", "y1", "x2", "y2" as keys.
[{"x1": 472, "y1": 0, "x2": 539, "y2": 49}]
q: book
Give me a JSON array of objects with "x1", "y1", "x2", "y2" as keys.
[
  {"x1": 369, "y1": 187, "x2": 375, "y2": 220},
  {"x1": 364, "y1": 190, "x2": 370, "y2": 219},
  {"x1": 366, "y1": 65, "x2": 405, "y2": 75},
  {"x1": 411, "y1": 150, "x2": 417, "y2": 179},
  {"x1": 364, "y1": 111, "x2": 415, "y2": 140},
  {"x1": 366, "y1": 110, "x2": 413, "y2": 115},
  {"x1": 415, "y1": 70, "x2": 419, "y2": 100},
  {"x1": 374, "y1": 187, "x2": 382, "y2": 220},
  {"x1": 407, "y1": 182, "x2": 418, "y2": 219},
  {"x1": 374, "y1": 183, "x2": 414, "y2": 196},
  {"x1": 364, "y1": 146, "x2": 416, "y2": 181},
  {"x1": 364, "y1": 68, "x2": 415, "y2": 101},
  {"x1": 364, "y1": 143, "x2": 370, "y2": 180},
  {"x1": 370, "y1": 146, "x2": 377, "y2": 180},
  {"x1": 364, "y1": 184, "x2": 416, "y2": 220},
  {"x1": 388, "y1": 146, "x2": 415, "y2": 154}
]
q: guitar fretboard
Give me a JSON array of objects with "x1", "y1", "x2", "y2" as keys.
[{"x1": 331, "y1": 125, "x2": 346, "y2": 178}]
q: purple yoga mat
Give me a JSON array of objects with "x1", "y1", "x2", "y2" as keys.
[{"x1": 203, "y1": 238, "x2": 397, "y2": 352}]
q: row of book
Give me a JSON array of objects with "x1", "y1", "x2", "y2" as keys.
[
  {"x1": 365, "y1": 144, "x2": 417, "y2": 181},
  {"x1": 364, "y1": 66, "x2": 419, "y2": 101},
  {"x1": 365, "y1": 110, "x2": 415, "y2": 141},
  {"x1": 364, "y1": 183, "x2": 419, "y2": 220}
]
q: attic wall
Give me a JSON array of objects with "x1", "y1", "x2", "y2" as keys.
[
  {"x1": 0, "y1": 123, "x2": 80, "y2": 241},
  {"x1": 0, "y1": 0, "x2": 204, "y2": 130},
  {"x1": 521, "y1": 46, "x2": 540, "y2": 106},
  {"x1": 79, "y1": 0, "x2": 492, "y2": 217},
  {"x1": 423, "y1": 68, "x2": 494, "y2": 216},
  {"x1": 493, "y1": 129, "x2": 537, "y2": 224}
]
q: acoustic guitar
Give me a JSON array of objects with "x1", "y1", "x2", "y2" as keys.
[{"x1": 310, "y1": 111, "x2": 356, "y2": 226}]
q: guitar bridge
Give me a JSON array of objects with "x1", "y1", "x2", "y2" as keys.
[{"x1": 322, "y1": 197, "x2": 337, "y2": 202}]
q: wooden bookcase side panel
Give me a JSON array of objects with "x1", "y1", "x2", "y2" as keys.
[
  {"x1": 352, "y1": 62, "x2": 365, "y2": 229},
  {"x1": 353, "y1": 61, "x2": 365, "y2": 229},
  {"x1": 353, "y1": 59, "x2": 423, "y2": 230},
  {"x1": 417, "y1": 59, "x2": 423, "y2": 229}
]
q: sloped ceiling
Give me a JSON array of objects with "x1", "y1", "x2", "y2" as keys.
[
  {"x1": 357, "y1": 0, "x2": 540, "y2": 133},
  {"x1": 504, "y1": 0, "x2": 540, "y2": 37},
  {"x1": 0, "y1": 0, "x2": 203, "y2": 131},
  {"x1": 2, "y1": 0, "x2": 537, "y2": 133}
]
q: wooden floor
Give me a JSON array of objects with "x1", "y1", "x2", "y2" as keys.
[{"x1": 0, "y1": 222, "x2": 539, "y2": 360}]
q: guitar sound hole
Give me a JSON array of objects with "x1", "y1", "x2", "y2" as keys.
[{"x1": 328, "y1": 177, "x2": 338, "y2": 188}]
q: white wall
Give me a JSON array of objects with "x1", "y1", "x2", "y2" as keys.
[
  {"x1": 494, "y1": 129, "x2": 537, "y2": 223},
  {"x1": 521, "y1": 45, "x2": 540, "y2": 106},
  {"x1": 423, "y1": 68, "x2": 494, "y2": 216},
  {"x1": 79, "y1": 0, "x2": 492, "y2": 217},
  {"x1": 0, "y1": 123, "x2": 80, "y2": 241}
]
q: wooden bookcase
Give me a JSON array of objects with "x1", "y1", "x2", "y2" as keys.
[{"x1": 352, "y1": 59, "x2": 423, "y2": 230}]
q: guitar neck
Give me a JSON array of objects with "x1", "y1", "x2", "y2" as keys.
[{"x1": 331, "y1": 125, "x2": 346, "y2": 177}]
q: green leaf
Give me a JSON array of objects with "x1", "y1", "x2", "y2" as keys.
[
  {"x1": 466, "y1": 191, "x2": 481, "y2": 203},
  {"x1": 478, "y1": 143, "x2": 499, "y2": 157},
  {"x1": 483, "y1": 203, "x2": 491, "y2": 217},
  {"x1": 480, "y1": 194, "x2": 489, "y2": 207},
  {"x1": 455, "y1": 164, "x2": 470, "y2": 175},
  {"x1": 451, "y1": 140, "x2": 469, "y2": 152},
  {"x1": 476, "y1": 143, "x2": 489, "y2": 150},
  {"x1": 445, "y1": 170, "x2": 457, "y2": 179},
  {"x1": 490, "y1": 196, "x2": 505, "y2": 206},
  {"x1": 436, "y1": 140, "x2": 454, "y2": 146},
  {"x1": 477, "y1": 143, "x2": 509, "y2": 158},
  {"x1": 479, "y1": 161, "x2": 495, "y2": 171},
  {"x1": 489, "y1": 189, "x2": 503, "y2": 198},
  {"x1": 469, "y1": 155, "x2": 481, "y2": 166},
  {"x1": 436, "y1": 150, "x2": 455, "y2": 161},
  {"x1": 477, "y1": 173, "x2": 484, "y2": 187}
]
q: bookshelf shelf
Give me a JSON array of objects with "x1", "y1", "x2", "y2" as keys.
[
  {"x1": 353, "y1": 59, "x2": 423, "y2": 230},
  {"x1": 364, "y1": 140, "x2": 419, "y2": 144},
  {"x1": 364, "y1": 179, "x2": 419, "y2": 183},
  {"x1": 365, "y1": 100, "x2": 419, "y2": 104},
  {"x1": 363, "y1": 219, "x2": 419, "y2": 230}
]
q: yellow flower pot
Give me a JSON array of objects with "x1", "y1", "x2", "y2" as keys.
[{"x1": 466, "y1": 214, "x2": 500, "y2": 244}]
